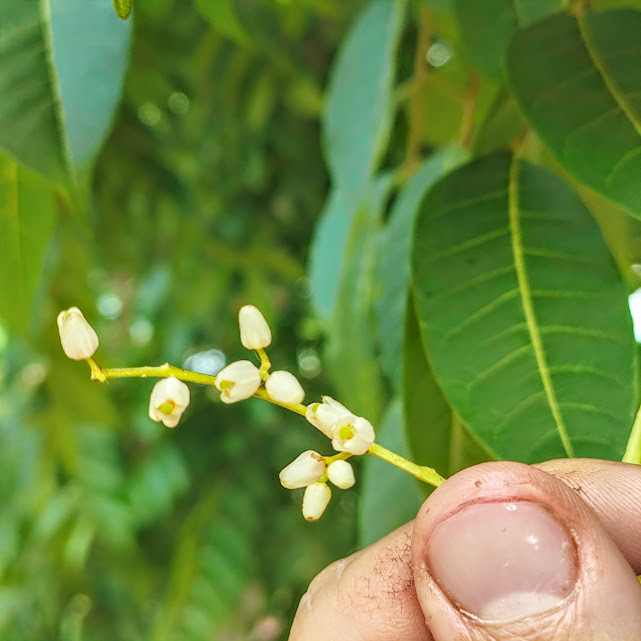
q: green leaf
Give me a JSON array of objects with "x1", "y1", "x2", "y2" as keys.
[
  {"x1": 0, "y1": 0, "x2": 131, "y2": 185},
  {"x1": 507, "y1": 10, "x2": 641, "y2": 218},
  {"x1": 453, "y1": 0, "x2": 565, "y2": 78},
  {"x1": 576, "y1": 182, "x2": 641, "y2": 279},
  {"x1": 376, "y1": 148, "x2": 468, "y2": 383},
  {"x1": 194, "y1": 0, "x2": 248, "y2": 43},
  {"x1": 403, "y1": 298, "x2": 491, "y2": 476},
  {"x1": 309, "y1": 189, "x2": 353, "y2": 320},
  {"x1": 0, "y1": 152, "x2": 56, "y2": 336},
  {"x1": 323, "y1": 0, "x2": 405, "y2": 196},
  {"x1": 326, "y1": 175, "x2": 394, "y2": 420},
  {"x1": 472, "y1": 87, "x2": 527, "y2": 155},
  {"x1": 403, "y1": 297, "x2": 453, "y2": 471},
  {"x1": 358, "y1": 400, "x2": 424, "y2": 547},
  {"x1": 411, "y1": 152, "x2": 638, "y2": 462}
]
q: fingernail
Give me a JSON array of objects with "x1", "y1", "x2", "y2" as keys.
[{"x1": 426, "y1": 501, "x2": 577, "y2": 621}]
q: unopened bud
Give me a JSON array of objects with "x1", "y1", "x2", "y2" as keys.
[
  {"x1": 279, "y1": 450, "x2": 326, "y2": 489},
  {"x1": 148, "y1": 377, "x2": 190, "y2": 428},
  {"x1": 331, "y1": 415, "x2": 375, "y2": 455},
  {"x1": 239, "y1": 305, "x2": 272, "y2": 350},
  {"x1": 327, "y1": 459, "x2": 355, "y2": 489},
  {"x1": 306, "y1": 396, "x2": 353, "y2": 439},
  {"x1": 215, "y1": 360, "x2": 261, "y2": 404},
  {"x1": 57, "y1": 307, "x2": 99, "y2": 360},
  {"x1": 302, "y1": 482, "x2": 331, "y2": 522},
  {"x1": 266, "y1": 370, "x2": 305, "y2": 405}
]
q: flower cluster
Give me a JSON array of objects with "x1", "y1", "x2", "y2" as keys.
[
  {"x1": 56, "y1": 303, "x2": 377, "y2": 522},
  {"x1": 306, "y1": 397, "x2": 375, "y2": 456},
  {"x1": 279, "y1": 451, "x2": 355, "y2": 521}
]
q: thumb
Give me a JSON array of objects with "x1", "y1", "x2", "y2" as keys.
[{"x1": 412, "y1": 462, "x2": 641, "y2": 641}]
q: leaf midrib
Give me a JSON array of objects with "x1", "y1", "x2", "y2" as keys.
[
  {"x1": 576, "y1": 12, "x2": 641, "y2": 139},
  {"x1": 38, "y1": 0, "x2": 74, "y2": 183},
  {"x1": 508, "y1": 156, "x2": 575, "y2": 457}
]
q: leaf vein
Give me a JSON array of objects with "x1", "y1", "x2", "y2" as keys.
[
  {"x1": 441, "y1": 288, "x2": 520, "y2": 342},
  {"x1": 509, "y1": 157, "x2": 575, "y2": 457},
  {"x1": 576, "y1": 13, "x2": 641, "y2": 138}
]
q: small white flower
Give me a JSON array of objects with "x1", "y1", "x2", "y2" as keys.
[
  {"x1": 331, "y1": 415, "x2": 375, "y2": 455},
  {"x1": 239, "y1": 305, "x2": 272, "y2": 350},
  {"x1": 148, "y1": 377, "x2": 190, "y2": 428},
  {"x1": 302, "y1": 482, "x2": 331, "y2": 522},
  {"x1": 215, "y1": 360, "x2": 261, "y2": 404},
  {"x1": 327, "y1": 460, "x2": 355, "y2": 489},
  {"x1": 279, "y1": 450, "x2": 326, "y2": 489},
  {"x1": 57, "y1": 307, "x2": 99, "y2": 360},
  {"x1": 306, "y1": 396, "x2": 353, "y2": 439},
  {"x1": 266, "y1": 371, "x2": 305, "y2": 405}
]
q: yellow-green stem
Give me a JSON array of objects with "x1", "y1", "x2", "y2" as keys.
[
  {"x1": 98, "y1": 362, "x2": 217, "y2": 386},
  {"x1": 257, "y1": 348, "x2": 271, "y2": 380},
  {"x1": 89, "y1": 359, "x2": 447, "y2": 487},
  {"x1": 323, "y1": 451, "x2": 351, "y2": 465},
  {"x1": 368, "y1": 443, "x2": 446, "y2": 487}
]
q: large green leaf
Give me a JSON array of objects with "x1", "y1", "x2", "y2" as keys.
[
  {"x1": 453, "y1": 0, "x2": 565, "y2": 78},
  {"x1": 0, "y1": 152, "x2": 57, "y2": 336},
  {"x1": 322, "y1": 0, "x2": 405, "y2": 197},
  {"x1": 326, "y1": 175, "x2": 393, "y2": 421},
  {"x1": 375, "y1": 148, "x2": 469, "y2": 384},
  {"x1": 403, "y1": 298, "x2": 492, "y2": 476},
  {"x1": 0, "y1": 0, "x2": 131, "y2": 185},
  {"x1": 411, "y1": 152, "x2": 638, "y2": 462},
  {"x1": 507, "y1": 10, "x2": 641, "y2": 218},
  {"x1": 358, "y1": 400, "x2": 424, "y2": 547}
]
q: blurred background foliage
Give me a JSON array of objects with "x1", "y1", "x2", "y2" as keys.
[{"x1": 3, "y1": 0, "x2": 641, "y2": 638}]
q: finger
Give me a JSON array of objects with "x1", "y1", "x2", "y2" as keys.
[
  {"x1": 288, "y1": 522, "x2": 433, "y2": 641},
  {"x1": 535, "y1": 458, "x2": 641, "y2": 572},
  {"x1": 412, "y1": 461, "x2": 641, "y2": 641}
]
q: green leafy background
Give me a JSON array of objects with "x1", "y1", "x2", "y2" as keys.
[{"x1": 2, "y1": 0, "x2": 641, "y2": 638}]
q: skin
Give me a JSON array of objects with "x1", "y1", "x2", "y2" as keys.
[{"x1": 289, "y1": 459, "x2": 641, "y2": 641}]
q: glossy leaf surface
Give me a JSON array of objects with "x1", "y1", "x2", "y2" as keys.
[
  {"x1": 0, "y1": 0, "x2": 131, "y2": 184},
  {"x1": 412, "y1": 152, "x2": 637, "y2": 462},
  {"x1": 507, "y1": 10, "x2": 641, "y2": 217},
  {"x1": 454, "y1": 0, "x2": 564, "y2": 78}
]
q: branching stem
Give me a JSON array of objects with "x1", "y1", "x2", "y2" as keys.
[{"x1": 87, "y1": 358, "x2": 446, "y2": 488}]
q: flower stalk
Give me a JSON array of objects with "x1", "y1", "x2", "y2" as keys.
[
  {"x1": 60, "y1": 302, "x2": 446, "y2": 522},
  {"x1": 88, "y1": 356, "x2": 445, "y2": 488}
]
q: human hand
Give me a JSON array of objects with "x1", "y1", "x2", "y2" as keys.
[{"x1": 289, "y1": 460, "x2": 641, "y2": 640}]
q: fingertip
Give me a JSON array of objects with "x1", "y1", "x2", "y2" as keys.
[{"x1": 411, "y1": 462, "x2": 641, "y2": 640}]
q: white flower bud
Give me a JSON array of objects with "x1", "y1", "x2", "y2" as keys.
[
  {"x1": 279, "y1": 450, "x2": 326, "y2": 489},
  {"x1": 302, "y1": 482, "x2": 331, "y2": 522},
  {"x1": 57, "y1": 307, "x2": 99, "y2": 360},
  {"x1": 331, "y1": 415, "x2": 375, "y2": 455},
  {"x1": 265, "y1": 370, "x2": 305, "y2": 405},
  {"x1": 306, "y1": 396, "x2": 353, "y2": 439},
  {"x1": 215, "y1": 360, "x2": 261, "y2": 404},
  {"x1": 148, "y1": 377, "x2": 190, "y2": 428},
  {"x1": 239, "y1": 305, "x2": 272, "y2": 350},
  {"x1": 327, "y1": 459, "x2": 355, "y2": 489}
]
